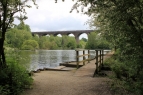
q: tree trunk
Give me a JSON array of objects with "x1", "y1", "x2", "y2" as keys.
[
  {"x1": 0, "y1": 38, "x2": 6, "y2": 68},
  {"x1": 114, "y1": 46, "x2": 117, "y2": 52}
]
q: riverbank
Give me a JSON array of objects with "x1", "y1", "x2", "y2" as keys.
[{"x1": 21, "y1": 52, "x2": 114, "y2": 95}]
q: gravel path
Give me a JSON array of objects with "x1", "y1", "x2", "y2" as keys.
[
  {"x1": 22, "y1": 71, "x2": 112, "y2": 95},
  {"x1": 21, "y1": 52, "x2": 114, "y2": 95}
]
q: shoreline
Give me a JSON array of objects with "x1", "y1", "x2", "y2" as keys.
[{"x1": 22, "y1": 51, "x2": 114, "y2": 95}]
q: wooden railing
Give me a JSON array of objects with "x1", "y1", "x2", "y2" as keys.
[
  {"x1": 75, "y1": 49, "x2": 105, "y2": 76},
  {"x1": 75, "y1": 49, "x2": 90, "y2": 69},
  {"x1": 93, "y1": 49, "x2": 104, "y2": 77}
]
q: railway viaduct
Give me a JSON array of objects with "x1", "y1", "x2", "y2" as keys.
[{"x1": 32, "y1": 30, "x2": 95, "y2": 43}]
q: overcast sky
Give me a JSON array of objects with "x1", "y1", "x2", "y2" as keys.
[{"x1": 15, "y1": 0, "x2": 90, "y2": 39}]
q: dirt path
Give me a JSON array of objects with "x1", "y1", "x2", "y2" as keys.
[{"x1": 21, "y1": 52, "x2": 114, "y2": 95}]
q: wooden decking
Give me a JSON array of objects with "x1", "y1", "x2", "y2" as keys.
[{"x1": 60, "y1": 61, "x2": 84, "y2": 68}]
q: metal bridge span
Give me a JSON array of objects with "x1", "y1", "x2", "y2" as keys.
[{"x1": 32, "y1": 30, "x2": 95, "y2": 43}]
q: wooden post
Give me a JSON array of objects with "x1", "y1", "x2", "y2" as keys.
[
  {"x1": 99, "y1": 50, "x2": 102, "y2": 71},
  {"x1": 83, "y1": 50, "x2": 85, "y2": 65},
  {"x1": 76, "y1": 50, "x2": 79, "y2": 69},
  {"x1": 93, "y1": 50, "x2": 99, "y2": 77},
  {"x1": 100, "y1": 50, "x2": 101, "y2": 64},
  {"x1": 88, "y1": 50, "x2": 90, "y2": 63},
  {"x1": 101, "y1": 50, "x2": 104, "y2": 67}
]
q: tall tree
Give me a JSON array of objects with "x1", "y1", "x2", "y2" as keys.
[
  {"x1": 15, "y1": 21, "x2": 31, "y2": 32},
  {"x1": 0, "y1": 0, "x2": 37, "y2": 68},
  {"x1": 67, "y1": 0, "x2": 143, "y2": 94},
  {"x1": 85, "y1": 32, "x2": 98, "y2": 49},
  {"x1": 85, "y1": 32, "x2": 110, "y2": 49},
  {"x1": 6, "y1": 28, "x2": 32, "y2": 48}
]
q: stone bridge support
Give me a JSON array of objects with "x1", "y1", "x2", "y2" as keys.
[
  {"x1": 73, "y1": 33, "x2": 80, "y2": 44},
  {"x1": 73, "y1": 32, "x2": 90, "y2": 44}
]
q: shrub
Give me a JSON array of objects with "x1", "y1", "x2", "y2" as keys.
[
  {"x1": 108, "y1": 50, "x2": 143, "y2": 95},
  {"x1": 0, "y1": 58, "x2": 33, "y2": 95},
  {"x1": 103, "y1": 56, "x2": 115, "y2": 67},
  {"x1": 21, "y1": 45, "x2": 34, "y2": 50},
  {"x1": 21, "y1": 40, "x2": 39, "y2": 50}
]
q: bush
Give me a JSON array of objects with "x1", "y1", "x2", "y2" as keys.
[
  {"x1": 103, "y1": 56, "x2": 115, "y2": 67},
  {"x1": 108, "y1": 50, "x2": 143, "y2": 95},
  {"x1": 21, "y1": 40, "x2": 39, "y2": 50},
  {"x1": 21, "y1": 45, "x2": 34, "y2": 50},
  {"x1": 0, "y1": 59, "x2": 33, "y2": 95}
]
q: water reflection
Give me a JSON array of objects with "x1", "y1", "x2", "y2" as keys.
[
  {"x1": 18, "y1": 50, "x2": 77, "y2": 71},
  {"x1": 17, "y1": 50, "x2": 110, "y2": 71}
]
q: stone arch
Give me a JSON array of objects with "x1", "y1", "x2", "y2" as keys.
[
  {"x1": 73, "y1": 32, "x2": 89, "y2": 43},
  {"x1": 67, "y1": 33, "x2": 75, "y2": 37},
  {"x1": 32, "y1": 30, "x2": 94, "y2": 43},
  {"x1": 79, "y1": 33, "x2": 88, "y2": 39}
]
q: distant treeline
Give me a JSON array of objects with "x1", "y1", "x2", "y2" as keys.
[{"x1": 5, "y1": 22, "x2": 111, "y2": 50}]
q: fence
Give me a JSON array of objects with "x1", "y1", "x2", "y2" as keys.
[
  {"x1": 75, "y1": 49, "x2": 90, "y2": 69},
  {"x1": 75, "y1": 49, "x2": 104, "y2": 76},
  {"x1": 93, "y1": 49, "x2": 104, "y2": 77}
]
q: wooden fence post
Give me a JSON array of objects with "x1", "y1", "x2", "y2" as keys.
[
  {"x1": 99, "y1": 50, "x2": 102, "y2": 71},
  {"x1": 93, "y1": 50, "x2": 99, "y2": 77},
  {"x1": 88, "y1": 50, "x2": 90, "y2": 63},
  {"x1": 76, "y1": 50, "x2": 79, "y2": 69},
  {"x1": 101, "y1": 50, "x2": 104, "y2": 67},
  {"x1": 100, "y1": 50, "x2": 101, "y2": 65},
  {"x1": 83, "y1": 50, "x2": 85, "y2": 65}
]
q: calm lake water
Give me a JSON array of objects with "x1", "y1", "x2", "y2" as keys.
[{"x1": 16, "y1": 50, "x2": 110, "y2": 71}]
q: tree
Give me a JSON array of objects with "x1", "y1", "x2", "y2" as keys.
[
  {"x1": 68, "y1": 36, "x2": 76, "y2": 49},
  {"x1": 6, "y1": 28, "x2": 32, "y2": 48},
  {"x1": 85, "y1": 32, "x2": 98, "y2": 49},
  {"x1": 15, "y1": 21, "x2": 31, "y2": 32},
  {"x1": 78, "y1": 39, "x2": 87, "y2": 48},
  {"x1": 0, "y1": 0, "x2": 37, "y2": 68},
  {"x1": 67, "y1": 37, "x2": 76, "y2": 49},
  {"x1": 61, "y1": 35, "x2": 69, "y2": 49},
  {"x1": 21, "y1": 40, "x2": 39, "y2": 50},
  {"x1": 38, "y1": 36, "x2": 49, "y2": 49},
  {"x1": 48, "y1": 41, "x2": 58, "y2": 49},
  {"x1": 32, "y1": 35, "x2": 39, "y2": 42},
  {"x1": 81, "y1": 37, "x2": 87, "y2": 42},
  {"x1": 70, "y1": 0, "x2": 143, "y2": 94},
  {"x1": 85, "y1": 32, "x2": 110, "y2": 49},
  {"x1": 54, "y1": 36, "x2": 62, "y2": 48}
]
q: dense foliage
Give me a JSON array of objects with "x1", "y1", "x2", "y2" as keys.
[
  {"x1": 5, "y1": 23, "x2": 89, "y2": 50},
  {"x1": 5, "y1": 23, "x2": 111, "y2": 50},
  {"x1": 6, "y1": 23, "x2": 33, "y2": 49},
  {"x1": 21, "y1": 40, "x2": 39, "y2": 50},
  {"x1": 0, "y1": 0, "x2": 36, "y2": 94},
  {"x1": 0, "y1": 53, "x2": 33, "y2": 95},
  {"x1": 0, "y1": 0, "x2": 37, "y2": 68},
  {"x1": 0, "y1": 0, "x2": 111, "y2": 94},
  {"x1": 85, "y1": 32, "x2": 110, "y2": 49},
  {"x1": 71, "y1": 0, "x2": 143, "y2": 94}
]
